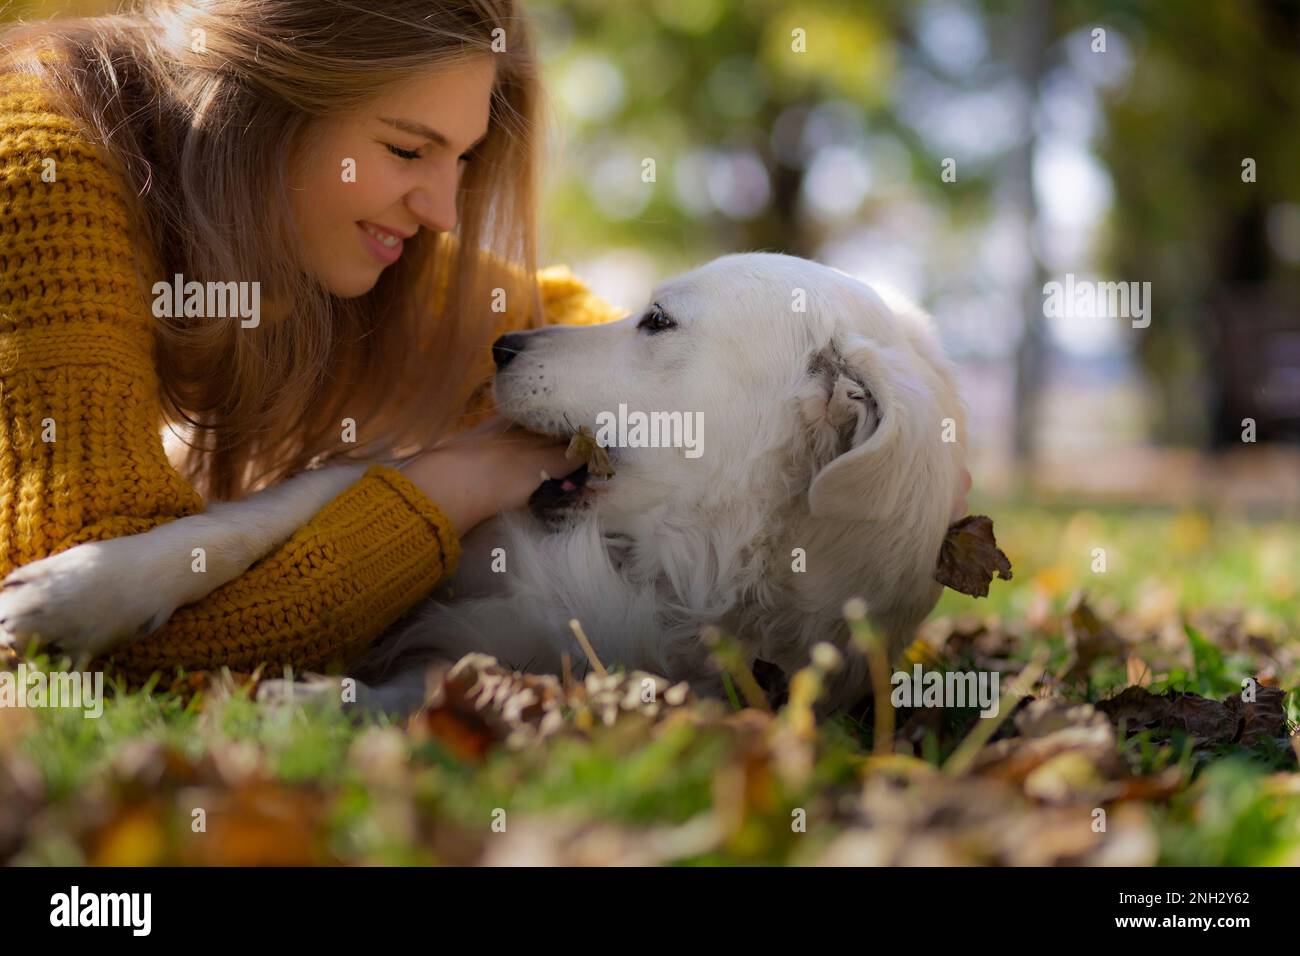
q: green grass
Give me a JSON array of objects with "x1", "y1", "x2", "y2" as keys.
[
  {"x1": 2, "y1": 497, "x2": 1298, "y2": 865},
  {"x1": 937, "y1": 500, "x2": 1300, "y2": 628}
]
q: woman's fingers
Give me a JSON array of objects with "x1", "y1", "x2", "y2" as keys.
[
  {"x1": 468, "y1": 424, "x2": 581, "y2": 511},
  {"x1": 498, "y1": 428, "x2": 579, "y2": 483},
  {"x1": 535, "y1": 441, "x2": 583, "y2": 482},
  {"x1": 478, "y1": 420, "x2": 580, "y2": 479}
]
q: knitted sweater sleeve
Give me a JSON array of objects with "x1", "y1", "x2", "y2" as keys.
[{"x1": 0, "y1": 75, "x2": 625, "y2": 683}]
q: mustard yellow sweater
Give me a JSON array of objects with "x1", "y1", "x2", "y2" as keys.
[{"x1": 0, "y1": 70, "x2": 626, "y2": 684}]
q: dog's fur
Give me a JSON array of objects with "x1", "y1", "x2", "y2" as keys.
[{"x1": 0, "y1": 253, "x2": 967, "y2": 716}]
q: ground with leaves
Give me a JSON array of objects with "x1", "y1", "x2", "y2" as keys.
[{"x1": 1, "y1": 501, "x2": 1297, "y2": 865}]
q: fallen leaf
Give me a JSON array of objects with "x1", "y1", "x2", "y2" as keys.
[
  {"x1": 176, "y1": 782, "x2": 331, "y2": 866},
  {"x1": 1063, "y1": 592, "x2": 1128, "y2": 680},
  {"x1": 84, "y1": 795, "x2": 169, "y2": 866},
  {"x1": 1095, "y1": 685, "x2": 1290, "y2": 747},
  {"x1": 1022, "y1": 750, "x2": 1109, "y2": 803},
  {"x1": 1167, "y1": 693, "x2": 1238, "y2": 740},
  {"x1": 934, "y1": 515, "x2": 1013, "y2": 598},
  {"x1": 409, "y1": 656, "x2": 546, "y2": 759},
  {"x1": 1094, "y1": 685, "x2": 1172, "y2": 732},
  {"x1": 409, "y1": 653, "x2": 696, "y2": 756},
  {"x1": 1225, "y1": 683, "x2": 1289, "y2": 746},
  {"x1": 830, "y1": 772, "x2": 1158, "y2": 866},
  {"x1": 971, "y1": 699, "x2": 1120, "y2": 787},
  {"x1": 1125, "y1": 655, "x2": 1154, "y2": 687}
]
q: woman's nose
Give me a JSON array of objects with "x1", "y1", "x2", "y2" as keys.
[{"x1": 407, "y1": 171, "x2": 458, "y2": 233}]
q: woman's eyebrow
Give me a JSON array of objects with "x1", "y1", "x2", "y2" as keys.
[{"x1": 379, "y1": 117, "x2": 488, "y2": 150}]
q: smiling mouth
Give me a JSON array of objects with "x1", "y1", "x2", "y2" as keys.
[{"x1": 357, "y1": 221, "x2": 406, "y2": 264}]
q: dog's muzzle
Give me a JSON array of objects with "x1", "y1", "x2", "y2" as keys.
[
  {"x1": 528, "y1": 462, "x2": 593, "y2": 527},
  {"x1": 492, "y1": 332, "x2": 530, "y2": 370}
]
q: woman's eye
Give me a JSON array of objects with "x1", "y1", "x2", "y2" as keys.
[
  {"x1": 385, "y1": 143, "x2": 422, "y2": 160},
  {"x1": 637, "y1": 304, "x2": 676, "y2": 334}
]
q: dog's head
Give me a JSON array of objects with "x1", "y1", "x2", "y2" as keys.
[{"x1": 493, "y1": 253, "x2": 966, "y2": 704}]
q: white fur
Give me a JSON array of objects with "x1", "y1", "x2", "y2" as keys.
[{"x1": 0, "y1": 253, "x2": 967, "y2": 716}]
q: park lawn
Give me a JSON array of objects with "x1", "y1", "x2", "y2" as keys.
[{"x1": 2, "y1": 498, "x2": 1297, "y2": 866}]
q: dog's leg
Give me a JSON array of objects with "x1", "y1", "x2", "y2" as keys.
[
  {"x1": 256, "y1": 665, "x2": 433, "y2": 721},
  {"x1": 367, "y1": 591, "x2": 574, "y2": 680},
  {"x1": 0, "y1": 463, "x2": 369, "y2": 657},
  {"x1": 268, "y1": 517, "x2": 524, "y2": 718}
]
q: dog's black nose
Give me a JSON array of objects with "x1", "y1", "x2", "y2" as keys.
[{"x1": 492, "y1": 332, "x2": 529, "y2": 370}]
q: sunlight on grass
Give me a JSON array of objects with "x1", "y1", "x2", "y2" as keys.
[{"x1": 3, "y1": 500, "x2": 1298, "y2": 865}]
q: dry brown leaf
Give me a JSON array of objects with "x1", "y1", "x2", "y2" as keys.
[
  {"x1": 1095, "y1": 685, "x2": 1172, "y2": 731},
  {"x1": 1168, "y1": 694, "x2": 1239, "y2": 740},
  {"x1": 1125, "y1": 655, "x2": 1154, "y2": 687},
  {"x1": 478, "y1": 812, "x2": 722, "y2": 866},
  {"x1": 963, "y1": 699, "x2": 1192, "y2": 806},
  {"x1": 1064, "y1": 592, "x2": 1129, "y2": 680},
  {"x1": 84, "y1": 794, "x2": 170, "y2": 866},
  {"x1": 175, "y1": 782, "x2": 331, "y2": 866},
  {"x1": 1225, "y1": 684, "x2": 1289, "y2": 746},
  {"x1": 831, "y1": 772, "x2": 1157, "y2": 865},
  {"x1": 409, "y1": 653, "x2": 696, "y2": 756},
  {"x1": 565, "y1": 425, "x2": 615, "y2": 479},
  {"x1": 1109, "y1": 766, "x2": 1185, "y2": 802},
  {"x1": 934, "y1": 515, "x2": 1013, "y2": 598},
  {"x1": 971, "y1": 699, "x2": 1120, "y2": 787},
  {"x1": 408, "y1": 655, "x2": 558, "y2": 758},
  {"x1": 1096, "y1": 684, "x2": 1290, "y2": 747}
]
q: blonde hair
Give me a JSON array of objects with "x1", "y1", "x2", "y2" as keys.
[{"x1": 1, "y1": 0, "x2": 545, "y2": 500}]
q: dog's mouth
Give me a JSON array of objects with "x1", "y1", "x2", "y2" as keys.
[{"x1": 528, "y1": 462, "x2": 596, "y2": 523}]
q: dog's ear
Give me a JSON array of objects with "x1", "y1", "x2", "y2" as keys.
[{"x1": 802, "y1": 333, "x2": 923, "y2": 522}]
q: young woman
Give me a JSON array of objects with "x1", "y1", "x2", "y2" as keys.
[{"x1": 0, "y1": 0, "x2": 624, "y2": 684}]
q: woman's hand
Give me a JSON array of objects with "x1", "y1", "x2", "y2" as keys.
[{"x1": 400, "y1": 414, "x2": 579, "y2": 536}]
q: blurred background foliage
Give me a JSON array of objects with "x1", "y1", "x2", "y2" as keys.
[
  {"x1": 525, "y1": 0, "x2": 1300, "y2": 506},
  {"x1": 5, "y1": 0, "x2": 1299, "y2": 505}
]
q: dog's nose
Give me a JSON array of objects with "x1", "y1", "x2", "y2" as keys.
[{"x1": 492, "y1": 332, "x2": 529, "y2": 370}]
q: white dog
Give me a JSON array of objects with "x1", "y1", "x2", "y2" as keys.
[{"x1": 0, "y1": 253, "x2": 968, "y2": 716}]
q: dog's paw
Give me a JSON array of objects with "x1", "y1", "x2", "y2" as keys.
[
  {"x1": 255, "y1": 674, "x2": 415, "y2": 724},
  {"x1": 256, "y1": 674, "x2": 349, "y2": 708},
  {"x1": 0, "y1": 539, "x2": 178, "y2": 658}
]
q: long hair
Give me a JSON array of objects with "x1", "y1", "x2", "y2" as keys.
[{"x1": 1, "y1": 0, "x2": 545, "y2": 500}]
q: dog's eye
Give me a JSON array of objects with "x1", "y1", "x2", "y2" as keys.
[{"x1": 637, "y1": 304, "x2": 677, "y2": 335}]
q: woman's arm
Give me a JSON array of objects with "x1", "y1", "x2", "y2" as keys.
[{"x1": 0, "y1": 76, "x2": 460, "y2": 683}]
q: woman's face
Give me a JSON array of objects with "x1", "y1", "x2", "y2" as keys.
[{"x1": 288, "y1": 56, "x2": 497, "y2": 298}]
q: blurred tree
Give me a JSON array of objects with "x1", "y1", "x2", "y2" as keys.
[
  {"x1": 534, "y1": 0, "x2": 908, "y2": 267},
  {"x1": 1085, "y1": 0, "x2": 1300, "y2": 447}
]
